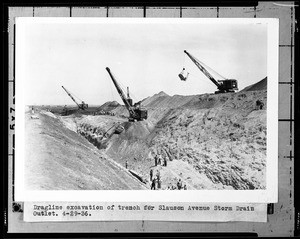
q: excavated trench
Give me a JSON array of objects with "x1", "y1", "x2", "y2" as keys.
[
  {"x1": 77, "y1": 122, "x2": 111, "y2": 150},
  {"x1": 66, "y1": 117, "x2": 153, "y2": 184},
  {"x1": 58, "y1": 89, "x2": 267, "y2": 190}
]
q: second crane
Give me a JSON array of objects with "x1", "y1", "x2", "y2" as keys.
[
  {"x1": 180, "y1": 50, "x2": 238, "y2": 94},
  {"x1": 61, "y1": 86, "x2": 88, "y2": 110}
]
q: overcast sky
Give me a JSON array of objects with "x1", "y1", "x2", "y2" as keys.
[{"x1": 18, "y1": 18, "x2": 268, "y2": 106}]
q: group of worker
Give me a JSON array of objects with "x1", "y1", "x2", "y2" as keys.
[
  {"x1": 148, "y1": 155, "x2": 167, "y2": 190},
  {"x1": 149, "y1": 169, "x2": 188, "y2": 190},
  {"x1": 255, "y1": 100, "x2": 264, "y2": 110},
  {"x1": 124, "y1": 154, "x2": 188, "y2": 190},
  {"x1": 154, "y1": 155, "x2": 167, "y2": 167},
  {"x1": 166, "y1": 179, "x2": 188, "y2": 190},
  {"x1": 150, "y1": 169, "x2": 162, "y2": 190}
]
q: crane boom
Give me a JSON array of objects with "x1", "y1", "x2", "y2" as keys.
[
  {"x1": 184, "y1": 50, "x2": 220, "y2": 88},
  {"x1": 105, "y1": 67, "x2": 135, "y2": 116},
  {"x1": 183, "y1": 50, "x2": 238, "y2": 93},
  {"x1": 105, "y1": 67, "x2": 147, "y2": 121},
  {"x1": 61, "y1": 86, "x2": 80, "y2": 107},
  {"x1": 61, "y1": 86, "x2": 88, "y2": 110}
]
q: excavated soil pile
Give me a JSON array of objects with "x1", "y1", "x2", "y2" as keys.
[
  {"x1": 31, "y1": 78, "x2": 267, "y2": 190},
  {"x1": 242, "y1": 77, "x2": 267, "y2": 92},
  {"x1": 144, "y1": 91, "x2": 267, "y2": 190},
  {"x1": 25, "y1": 111, "x2": 147, "y2": 190},
  {"x1": 98, "y1": 101, "x2": 120, "y2": 111},
  {"x1": 96, "y1": 100, "x2": 128, "y2": 118}
]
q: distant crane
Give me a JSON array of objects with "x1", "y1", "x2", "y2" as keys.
[
  {"x1": 180, "y1": 50, "x2": 238, "y2": 94},
  {"x1": 61, "y1": 86, "x2": 88, "y2": 110},
  {"x1": 106, "y1": 67, "x2": 147, "y2": 122}
]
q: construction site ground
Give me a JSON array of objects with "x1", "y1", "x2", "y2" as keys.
[
  {"x1": 25, "y1": 111, "x2": 146, "y2": 190},
  {"x1": 25, "y1": 79, "x2": 267, "y2": 190}
]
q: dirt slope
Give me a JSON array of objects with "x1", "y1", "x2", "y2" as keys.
[
  {"x1": 33, "y1": 77, "x2": 268, "y2": 190},
  {"x1": 241, "y1": 77, "x2": 267, "y2": 92},
  {"x1": 72, "y1": 88, "x2": 267, "y2": 190},
  {"x1": 146, "y1": 91, "x2": 267, "y2": 190},
  {"x1": 98, "y1": 101, "x2": 120, "y2": 111},
  {"x1": 25, "y1": 111, "x2": 147, "y2": 190}
]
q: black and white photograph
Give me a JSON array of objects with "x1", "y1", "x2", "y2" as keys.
[{"x1": 15, "y1": 18, "x2": 278, "y2": 202}]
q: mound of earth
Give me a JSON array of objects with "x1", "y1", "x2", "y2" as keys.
[
  {"x1": 28, "y1": 78, "x2": 267, "y2": 190},
  {"x1": 70, "y1": 86, "x2": 267, "y2": 190},
  {"x1": 98, "y1": 101, "x2": 120, "y2": 111},
  {"x1": 24, "y1": 112, "x2": 147, "y2": 190},
  {"x1": 242, "y1": 77, "x2": 267, "y2": 92}
]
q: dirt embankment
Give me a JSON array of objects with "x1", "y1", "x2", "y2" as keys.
[
  {"x1": 241, "y1": 77, "x2": 267, "y2": 92},
  {"x1": 146, "y1": 91, "x2": 267, "y2": 190},
  {"x1": 31, "y1": 76, "x2": 267, "y2": 190},
  {"x1": 25, "y1": 111, "x2": 147, "y2": 190},
  {"x1": 68, "y1": 88, "x2": 267, "y2": 190}
]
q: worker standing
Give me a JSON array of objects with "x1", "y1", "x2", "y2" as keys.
[
  {"x1": 150, "y1": 169, "x2": 153, "y2": 181},
  {"x1": 156, "y1": 171, "x2": 161, "y2": 189},
  {"x1": 156, "y1": 170, "x2": 160, "y2": 182},
  {"x1": 164, "y1": 158, "x2": 167, "y2": 167},
  {"x1": 125, "y1": 161, "x2": 128, "y2": 169},
  {"x1": 151, "y1": 178, "x2": 156, "y2": 190},
  {"x1": 154, "y1": 156, "x2": 158, "y2": 166},
  {"x1": 177, "y1": 179, "x2": 182, "y2": 190},
  {"x1": 157, "y1": 179, "x2": 161, "y2": 189}
]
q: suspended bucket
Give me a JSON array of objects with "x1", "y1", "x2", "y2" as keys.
[
  {"x1": 178, "y1": 68, "x2": 189, "y2": 81},
  {"x1": 115, "y1": 124, "x2": 125, "y2": 134}
]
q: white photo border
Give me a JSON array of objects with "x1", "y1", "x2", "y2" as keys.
[{"x1": 15, "y1": 17, "x2": 278, "y2": 203}]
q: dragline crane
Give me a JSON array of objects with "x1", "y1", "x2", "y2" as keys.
[
  {"x1": 181, "y1": 50, "x2": 238, "y2": 94},
  {"x1": 105, "y1": 67, "x2": 147, "y2": 122},
  {"x1": 61, "y1": 86, "x2": 88, "y2": 110}
]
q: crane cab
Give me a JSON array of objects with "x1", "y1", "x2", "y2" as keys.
[
  {"x1": 129, "y1": 108, "x2": 148, "y2": 122},
  {"x1": 79, "y1": 102, "x2": 88, "y2": 110},
  {"x1": 138, "y1": 108, "x2": 148, "y2": 120},
  {"x1": 217, "y1": 79, "x2": 238, "y2": 93}
]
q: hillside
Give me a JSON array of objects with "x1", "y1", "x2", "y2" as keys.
[
  {"x1": 71, "y1": 88, "x2": 267, "y2": 190},
  {"x1": 97, "y1": 101, "x2": 120, "y2": 111},
  {"x1": 26, "y1": 78, "x2": 267, "y2": 190},
  {"x1": 25, "y1": 111, "x2": 147, "y2": 190},
  {"x1": 241, "y1": 77, "x2": 267, "y2": 92}
]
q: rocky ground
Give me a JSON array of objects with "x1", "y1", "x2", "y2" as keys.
[{"x1": 26, "y1": 78, "x2": 267, "y2": 190}]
